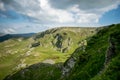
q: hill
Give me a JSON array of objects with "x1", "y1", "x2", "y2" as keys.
[
  {"x1": 3, "y1": 24, "x2": 120, "y2": 80},
  {"x1": 0, "y1": 27, "x2": 96, "y2": 80}
]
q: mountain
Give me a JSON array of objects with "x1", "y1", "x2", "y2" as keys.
[
  {"x1": 0, "y1": 33, "x2": 35, "y2": 42},
  {"x1": 63, "y1": 24, "x2": 120, "y2": 80},
  {"x1": 2, "y1": 24, "x2": 120, "y2": 80},
  {"x1": 0, "y1": 33, "x2": 6, "y2": 37},
  {"x1": 0, "y1": 27, "x2": 96, "y2": 80}
]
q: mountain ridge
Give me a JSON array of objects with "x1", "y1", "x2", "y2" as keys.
[
  {"x1": 3, "y1": 24, "x2": 120, "y2": 80},
  {"x1": 0, "y1": 27, "x2": 96, "y2": 80},
  {"x1": 2, "y1": 24, "x2": 120, "y2": 80}
]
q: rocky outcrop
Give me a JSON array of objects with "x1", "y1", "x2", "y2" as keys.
[
  {"x1": 62, "y1": 47, "x2": 68, "y2": 53},
  {"x1": 105, "y1": 30, "x2": 120, "y2": 65},
  {"x1": 42, "y1": 59, "x2": 55, "y2": 64},
  {"x1": 61, "y1": 46, "x2": 84, "y2": 78},
  {"x1": 52, "y1": 33, "x2": 72, "y2": 53},
  {"x1": 55, "y1": 33, "x2": 63, "y2": 49},
  {"x1": 62, "y1": 57, "x2": 76, "y2": 77},
  {"x1": 30, "y1": 27, "x2": 95, "y2": 54},
  {"x1": 30, "y1": 41, "x2": 40, "y2": 48},
  {"x1": 61, "y1": 39, "x2": 88, "y2": 78},
  {"x1": 105, "y1": 36, "x2": 116, "y2": 64}
]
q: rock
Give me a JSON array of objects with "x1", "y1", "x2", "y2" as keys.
[
  {"x1": 68, "y1": 37, "x2": 71, "y2": 46},
  {"x1": 18, "y1": 38, "x2": 23, "y2": 42},
  {"x1": 25, "y1": 51, "x2": 31, "y2": 56},
  {"x1": 14, "y1": 63, "x2": 27, "y2": 70},
  {"x1": 62, "y1": 47, "x2": 68, "y2": 53},
  {"x1": 105, "y1": 36, "x2": 116, "y2": 64},
  {"x1": 42, "y1": 59, "x2": 55, "y2": 64},
  {"x1": 55, "y1": 33, "x2": 63, "y2": 49},
  {"x1": 30, "y1": 41, "x2": 40, "y2": 48},
  {"x1": 62, "y1": 57, "x2": 76, "y2": 77}
]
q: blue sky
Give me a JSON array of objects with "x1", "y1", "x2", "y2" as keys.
[
  {"x1": 0, "y1": 0, "x2": 120, "y2": 34},
  {"x1": 99, "y1": 5, "x2": 120, "y2": 25}
]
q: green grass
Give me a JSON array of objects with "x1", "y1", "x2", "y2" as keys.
[
  {"x1": 4, "y1": 63, "x2": 62, "y2": 80},
  {"x1": 65, "y1": 24, "x2": 120, "y2": 80},
  {"x1": 0, "y1": 38, "x2": 30, "y2": 80},
  {"x1": 0, "y1": 27, "x2": 96, "y2": 80}
]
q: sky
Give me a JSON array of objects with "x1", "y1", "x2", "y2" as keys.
[{"x1": 0, "y1": 0, "x2": 120, "y2": 34}]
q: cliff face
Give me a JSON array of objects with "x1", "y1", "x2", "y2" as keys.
[
  {"x1": 61, "y1": 40, "x2": 87, "y2": 78},
  {"x1": 31, "y1": 27, "x2": 96, "y2": 53},
  {"x1": 3, "y1": 24, "x2": 120, "y2": 80},
  {"x1": 105, "y1": 36, "x2": 116, "y2": 65}
]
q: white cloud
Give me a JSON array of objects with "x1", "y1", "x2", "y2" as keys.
[
  {"x1": 39, "y1": 0, "x2": 120, "y2": 24},
  {"x1": 37, "y1": 0, "x2": 74, "y2": 23},
  {"x1": 2, "y1": 28, "x2": 15, "y2": 34},
  {"x1": 0, "y1": 2, "x2": 5, "y2": 11},
  {"x1": 0, "y1": 22, "x2": 50, "y2": 34}
]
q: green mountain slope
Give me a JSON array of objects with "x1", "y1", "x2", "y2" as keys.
[
  {"x1": 0, "y1": 27, "x2": 96, "y2": 80},
  {"x1": 3, "y1": 24, "x2": 120, "y2": 80},
  {"x1": 63, "y1": 24, "x2": 120, "y2": 80}
]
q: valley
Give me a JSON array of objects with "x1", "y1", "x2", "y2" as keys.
[{"x1": 0, "y1": 27, "x2": 96, "y2": 80}]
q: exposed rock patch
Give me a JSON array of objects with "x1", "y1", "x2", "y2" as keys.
[
  {"x1": 42, "y1": 59, "x2": 55, "y2": 64},
  {"x1": 30, "y1": 41, "x2": 40, "y2": 48},
  {"x1": 105, "y1": 36, "x2": 116, "y2": 64}
]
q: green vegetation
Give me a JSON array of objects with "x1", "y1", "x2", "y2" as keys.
[
  {"x1": 64, "y1": 24, "x2": 120, "y2": 80},
  {"x1": 1, "y1": 24, "x2": 120, "y2": 80},
  {"x1": 4, "y1": 63, "x2": 62, "y2": 80},
  {"x1": 0, "y1": 27, "x2": 95, "y2": 80}
]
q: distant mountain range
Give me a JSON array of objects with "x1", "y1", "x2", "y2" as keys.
[
  {"x1": 0, "y1": 33, "x2": 35, "y2": 42},
  {"x1": 0, "y1": 33, "x2": 6, "y2": 37}
]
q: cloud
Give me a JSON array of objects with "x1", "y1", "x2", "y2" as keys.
[
  {"x1": 2, "y1": 28, "x2": 15, "y2": 34},
  {"x1": 48, "y1": 0, "x2": 120, "y2": 23},
  {"x1": 0, "y1": 0, "x2": 41, "y2": 13},
  {"x1": 0, "y1": 0, "x2": 41, "y2": 22},
  {"x1": 0, "y1": 2, "x2": 5, "y2": 11},
  {"x1": 0, "y1": 0, "x2": 120, "y2": 26},
  {"x1": 0, "y1": 22, "x2": 51, "y2": 34},
  {"x1": 49, "y1": 0, "x2": 119, "y2": 10},
  {"x1": 39, "y1": 0, "x2": 75, "y2": 23}
]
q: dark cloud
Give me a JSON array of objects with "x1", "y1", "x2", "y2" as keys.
[
  {"x1": 0, "y1": 0, "x2": 21, "y2": 11},
  {"x1": 49, "y1": 0, "x2": 119, "y2": 10}
]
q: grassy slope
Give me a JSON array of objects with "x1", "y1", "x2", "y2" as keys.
[
  {"x1": 0, "y1": 38, "x2": 30, "y2": 80},
  {"x1": 66, "y1": 24, "x2": 120, "y2": 80},
  {"x1": 91, "y1": 25, "x2": 120, "y2": 80},
  {"x1": 0, "y1": 27, "x2": 96, "y2": 80},
  {"x1": 26, "y1": 27, "x2": 96, "y2": 63}
]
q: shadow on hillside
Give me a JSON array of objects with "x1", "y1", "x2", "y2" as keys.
[{"x1": 4, "y1": 62, "x2": 63, "y2": 80}]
